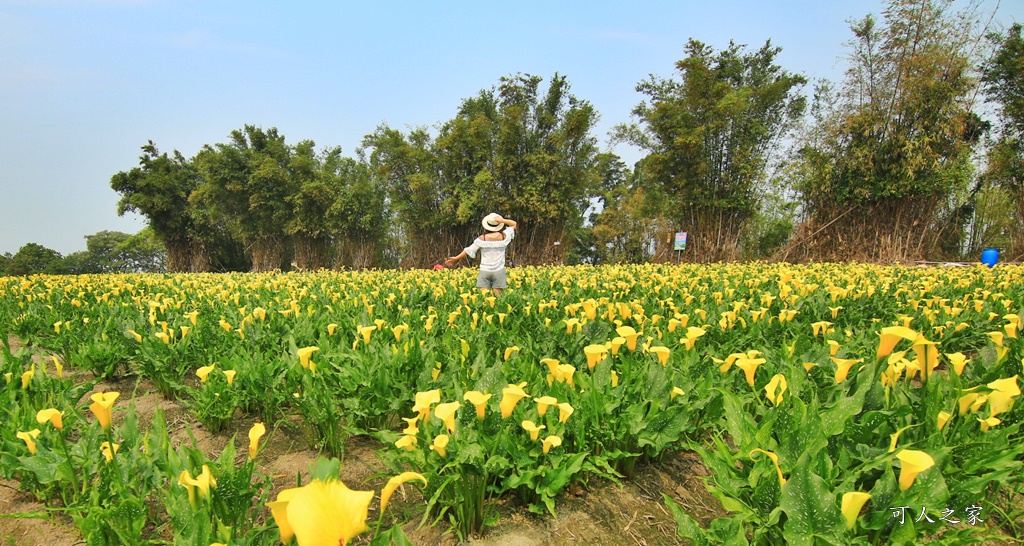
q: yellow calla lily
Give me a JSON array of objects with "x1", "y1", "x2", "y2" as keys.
[
  {"x1": 557, "y1": 402, "x2": 574, "y2": 423},
  {"x1": 267, "y1": 488, "x2": 300, "y2": 543},
  {"x1": 395, "y1": 434, "x2": 417, "y2": 451},
  {"x1": 831, "y1": 357, "x2": 863, "y2": 383},
  {"x1": 735, "y1": 355, "x2": 765, "y2": 387},
  {"x1": 412, "y1": 389, "x2": 441, "y2": 420},
  {"x1": 584, "y1": 344, "x2": 608, "y2": 369},
  {"x1": 764, "y1": 374, "x2": 787, "y2": 406},
  {"x1": 945, "y1": 352, "x2": 969, "y2": 376},
  {"x1": 196, "y1": 364, "x2": 216, "y2": 383},
  {"x1": 297, "y1": 346, "x2": 320, "y2": 369},
  {"x1": 534, "y1": 396, "x2": 558, "y2": 416},
  {"x1": 615, "y1": 326, "x2": 640, "y2": 350},
  {"x1": 248, "y1": 422, "x2": 266, "y2": 459},
  {"x1": 286, "y1": 479, "x2": 374, "y2": 546},
  {"x1": 380, "y1": 472, "x2": 428, "y2": 513},
  {"x1": 89, "y1": 391, "x2": 119, "y2": 430},
  {"x1": 522, "y1": 420, "x2": 545, "y2": 441},
  {"x1": 500, "y1": 383, "x2": 529, "y2": 418},
  {"x1": 876, "y1": 326, "x2": 919, "y2": 359},
  {"x1": 463, "y1": 391, "x2": 492, "y2": 419},
  {"x1": 542, "y1": 435, "x2": 562, "y2": 454},
  {"x1": 434, "y1": 401, "x2": 461, "y2": 434},
  {"x1": 430, "y1": 435, "x2": 449, "y2": 457},
  {"x1": 17, "y1": 429, "x2": 40, "y2": 454},
  {"x1": 750, "y1": 448, "x2": 786, "y2": 486},
  {"x1": 649, "y1": 346, "x2": 670, "y2": 366},
  {"x1": 36, "y1": 408, "x2": 64, "y2": 431},
  {"x1": 101, "y1": 441, "x2": 120, "y2": 463},
  {"x1": 937, "y1": 411, "x2": 952, "y2": 431},
  {"x1": 896, "y1": 450, "x2": 935, "y2": 491},
  {"x1": 841, "y1": 492, "x2": 871, "y2": 530}
]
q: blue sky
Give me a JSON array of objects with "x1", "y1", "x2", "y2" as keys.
[{"x1": 1, "y1": 0, "x2": 1020, "y2": 256}]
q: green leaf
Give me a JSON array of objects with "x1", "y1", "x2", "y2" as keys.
[
  {"x1": 663, "y1": 494, "x2": 715, "y2": 546},
  {"x1": 779, "y1": 453, "x2": 844, "y2": 544}
]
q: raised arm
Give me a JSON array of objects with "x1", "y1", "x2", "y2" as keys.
[
  {"x1": 501, "y1": 217, "x2": 517, "y2": 229},
  {"x1": 445, "y1": 250, "x2": 469, "y2": 268}
]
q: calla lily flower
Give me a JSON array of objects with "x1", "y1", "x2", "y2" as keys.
[
  {"x1": 283, "y1": 479, "x2": 374, "y2": 546},
  {"x1": 615, "y1": 326, "x2": 640, "y2": 350},
  {"x1": 413, "y1": 389, "x2": 441, "y2": 420},
  {"x1": 395, "y1": 434, "x2": 417, "y2": 451},
  {"x1": 554, "y1": 364, "x2": 576, "y2": 387},
  {"x1": 542, "y1": 435, "x2": 562, "y2": 454},
  {"x1": 827, "y1": 340, "x2": 840, "y2": 357},
  {"x1": 831, "y1": 357, "x2": 863, "y2": 383},
  {"x1": 17, "y1": 429, "x2": 40, "y2": 454},
  {"x1": 888, "y1": 425, "x2": 913, "y2": 452},
  {"x1": 610, "y1": 337, "x2": 626, "y2": 354},
  {"x1": 222, "y1": 369, "x2": 236, "y2": 385},
  {"x1": 401, "y1": 416, "x2": 420, "y2": 435},
  {"x1": 937, "y1": 411, "x2": 952, "y2": 431},
  {"x1": 297, "y1": 347, "x2": 319, "y2": 369},
  {"x1": 584, "y1": 344, "x2": 608, "y2": 369},
  {"x1": 811, "y1": 321, "x2": 832, "y2": 337},
  {"x1": 522, "y1": 420, "x2": 545, "y2": 441},
  {"x1": 649, "y1": 346, "x2": 670, "y2": 366},
  {"x1": 36, "y1": 408, "x2": 64, "y2": 430},
  {"x1": 464, "y1": 391, "x2": 492, "y2": 419},
  {"x1": 979, "y1": 416, "x2": 1001, "y2": 432},
  {"x1": 154, "y1": 331, "x2": 170, "y2": 344},
  {"x1": 540, "y1": 358, "x2": 560, "y2": 375},
  {"x1": 357, "y1": 325, "x2": 375, "y2": 344},
  {"x1": 877, "y1": 326, "x2": 919, "y2": 359},
  {"x1": 21, "y1": 368, "x2": 34, "y2": 389},
  {"x1": 670, "y1": 386, "x2": 685, "y2": 400},
  {"x1": 987, "y1": 375, "x2": 1020, "y2": 417},
  {"x1": 430, "y1": 435, "x2": 449, "y2": 457},
  {"x1": 557, "y1": 402, "x2": 574, "y2": 423},
  {"x1": 89, "y1": 391, "x2": 119, "y2": 430},
  {"x1": 101, "y1": 441, "x2": 120, "y2": 463},
  {"x1": 764, "y1": 374, "x2": 787, "y2": 406},
  {"x1": 327, "y1": 323, "x2": 338, "y2": 336},
  {"x1": 958, "y1": 392, "x2": 988, "y2": 415},
  {"x1": 380, "y1": 472, "x2": 428, "y2": 513},
  {"x1": 196, "y1": 364, "x2": 216, "y2": 383},
  {"x1": 127, "y1": 329, "x2": 143, "y2": 343},
  {"x1": 504, "y1": 346, "x2": 520, "y2": 361},
  {"x1": 841, "y1": 492, "x2": 871, "y2": 530},
  {"x1": 267, "y1": 488, "x2": 300, "y2": 543},
  {"x1": 610, "y1": 370, "x2": 620, "y2": 387},
  {"x1": 896, "y1": 450, "x2": 935, "y2": 491},
  {"x1": 750, "y1": 448, "x2": 786, "y2": 486},
  {"x1": 945, "y1": 352, "x2": 969, "y2": 376},
  {"x1": 735, "y1": 355, "x2": 765, "y2": 387},
  {"x1": 248, "y1": 422, "x2": 266, "y2": 459},
  {"x1": 500, "y1": 383, "x2": 529, "y2": 418},
  {"x1": 534, "y1": 396, "x2": 558, "y2": 416},
  {"x1": 434, "y1": 401, "x2": 461, "y2": 434}
]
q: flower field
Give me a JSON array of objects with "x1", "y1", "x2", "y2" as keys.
[{"x1": 1, "y1": 263, "x2": 1023, "y2": 545}]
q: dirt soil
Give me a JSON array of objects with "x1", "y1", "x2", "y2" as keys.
[{"x1": 1, "y1": 336, "x2": 722, "y2": 545}]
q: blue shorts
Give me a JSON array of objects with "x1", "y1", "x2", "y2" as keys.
[{"x1": 477, "y1": 269, "x2": 508, "y2": 289}]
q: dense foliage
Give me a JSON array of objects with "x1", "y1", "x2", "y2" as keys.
[{"x1": 1, "y1": 263, "x2": 1022, "y2": 544}]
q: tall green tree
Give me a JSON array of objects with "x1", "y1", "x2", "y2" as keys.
[
  {"x1": 8, "y1": 243, "x2": 65, "y2": 276},
  {"x1": 982, "y1": 23, "x2": 1024, "y2": 258},
  {"x1": 617, "y1": 39, "x2": 806, "y2": 262},
  {"x1": 364, "y1": 73, "x2": 601, "y2": 266},
  {"x1": 286, "y1": 141, "x2": 338, "y2": 270},
  {"x1": 192, "y1": 125, "x2": 296, "y2": 272},
  {"x1": 790, "y1": 0, "x2": 985, "y2": 262},
  {"x1": 328, "y1": 154, "x2": 390, "y2": 269},
  {"x1": 110, "y1": 142, "x2": 202, "y2": 272}
]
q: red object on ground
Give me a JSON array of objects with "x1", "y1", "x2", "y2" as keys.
[{"x1": 433, "y1": 264, "x2": 445, "y2": 270}]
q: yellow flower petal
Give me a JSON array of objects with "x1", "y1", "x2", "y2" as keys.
[
  {"x1": 380, "y1": 472, "x2": 428, "y2": 513},
  {"x1": 841, "y1": 492, "x2": 871, "y2": 530},
  {"x1": 896, "y1": 450, "x2": 935, "y2": 491},
  {"x1": 287, "y1": 480, "x2": 374, "y2": 546}
]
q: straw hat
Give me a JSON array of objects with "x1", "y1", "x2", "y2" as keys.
[{"x1": 482, "y1": 213, "x2": 504, "y2": 232}]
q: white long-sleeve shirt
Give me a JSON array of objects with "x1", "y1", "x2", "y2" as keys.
[{"x1": 464, "y1": 227, "x2": 515, "y2": 272}]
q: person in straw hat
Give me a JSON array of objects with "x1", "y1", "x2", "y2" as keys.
[{"x1": 445, "y1": 212, "x2": 518, "y2": 294}]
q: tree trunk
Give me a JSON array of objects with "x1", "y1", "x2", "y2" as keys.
[
  {"x1": 293, "y1": 235, "x2": 330, "y2": 271},
  {"x1": 164, "y1": 239, "x2": 191, "y2": 273},
  {"x1": 250, "y1": 237, "x2": 284, "y2": 272},
  {"x1": 189, "y1": 244, "x2": 210, "y2": 273}
]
